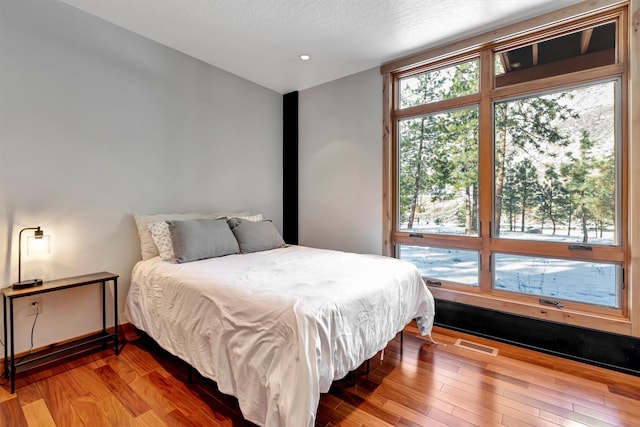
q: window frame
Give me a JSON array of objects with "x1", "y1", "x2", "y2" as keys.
[{"x1": 382, "y1": 4, "x2": 630, "y2": 334}]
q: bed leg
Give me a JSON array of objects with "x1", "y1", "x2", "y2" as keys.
[
  {"x1": 349, "y1": 369, "x2": 357, "y2": 387},
  {"x1": 400, "y1": 330, "x2": 404, "y2": 356}
]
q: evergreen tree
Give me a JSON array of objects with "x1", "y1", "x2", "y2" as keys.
[
  {"x1": 502, "y1": 160, "x2": 519, "y2": 232},
  {"x1": 560, "y1": 131, "x2": 598, "y2": 243},
  {"x1": 589, "y1": 155, "x2": 615, "y2": 239},
  {"x1": 398, "y1": 70, "x2": 446, "y2": 229},
  {"x1": 513, "y1": 158, "x2": 539, "y2": 232},
  {"x1": 494, "y1": 96, "x2": 576, "y2": 236},
  {"x1": 398, "y1": 61, "x2": 479, "y2": 232},
  {"x1": 536, "y1": 165, "x2": 567, "y2": 235}
]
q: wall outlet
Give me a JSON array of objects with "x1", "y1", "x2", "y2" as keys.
[{"x1": 29, "y1": 298, "x2": 43, "y2": 316}]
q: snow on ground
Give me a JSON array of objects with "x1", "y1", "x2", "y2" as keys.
[{"x1": 399, "y1": 224, "x2": 618, "y2": 308}]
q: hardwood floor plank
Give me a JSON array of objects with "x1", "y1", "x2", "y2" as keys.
[
  {"x1": 105, "y1": 354, "x2": 140, "y2": 384},
  {"x1": 146, "y1": 370, "x2": 207, "y2": 416},
  {"x1": 526, "y1": 382, "x2": 607, "y2": 410},
  {"x1": 2, "y1": 325, "x2": 638, "y2": 427},
  {"x1": 0, "y1": 396, "x2": 28, "y2": 427},
  {"x1": 318, "y1": 392, "x2": 345, "y2": 410},
  {"x1": 134, "y1": 410, "x2": 169, "y2": 427},
  {"x1": 502, "y1": 386, "x2": 573, "y2": 411},
  {"x1": 36, "y1": 373, "x2": 84, "y2": 426},
  {"x1": 432, "y1": 385, "x2": 504, "y2": 422},
  {"x1": 20, "y1": 398, "x2": 55, "y2": 427},
  {"x1": 327, "y1": 386, "x2": 400, "y2": 425},
  {"x1": 380, "y1": 399, "x2": 447, "y2": 427},
  {"x1": 500, "y1": 386, "x2": 619, "y2": 427},
  {"x1": 128, "y1": 374, "x2": 178, "y2": 416},
  {"x1": 332, "y1": 399, "x2": 395, "y2": 427},
  {"x1": 603, "y1": 393, "x2": 640, "y2": 418},
  {"x1": 187, "y1": 406, "x2": 235, "y2": 427},
  {"x1": 607, "y1": 384, "x2": 640, "y2": 401},
  {"x1": 441, "y1": 383, "x2": 539, "y2": 417},
  {"x1": 71, "y1": 393, "x2": 112, "y2": 427},
  {"x1": 68, "y1": 364, "x2": 114, "y2": 401},
  {"x1": 500, "y1": 414, "x2": 538, "y2": 427},
  {"x1": 450, "y1": 406, "x2": 503, "y2": 427},
  {"x1": 538, "y1": 409, "x2": 591, "y2": 427},
  {"x1": 94, "y1": 364, "x2": 152, "y2": 417},
  {"x1": 99, "y1": 395, "x2": 136, "y2": 427},
  {"x1": 0, "y1": 380, "x2": 15, "y2": 403},
  {"x1": 375, "y1": 381, "x2": 434, "y2": 414},
  {"x1": 573, "y1": 403, "x2": 639, "y2": 426},
  {"x1": 163, "y1": 408, "x2": 201, "y2": 426},
  {"x1": 13, "y1": 382, "x2": 42, "y2": 406},
  {"x1": 426, "y1": 406, "x2": 479, "y2": 427},
  {"x1": 120, "y1": 342, "x2": 171, "y2": 378}
]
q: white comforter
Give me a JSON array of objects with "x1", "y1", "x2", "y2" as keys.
[{"x1": 125, "y1": 245, "x2": 434, "y2": 426}]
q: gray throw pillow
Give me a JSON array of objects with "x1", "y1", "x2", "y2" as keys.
[
  {"x1": 227, "y1": 217, "x2": 286, "y2": 254},
  {"x1": 167, "y1": 218, "x2": 239, "y2": 263}
]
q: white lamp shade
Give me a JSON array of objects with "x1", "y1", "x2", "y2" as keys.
[{"x1": 27, "y1": 234, "x2": 50, "y2": 255}]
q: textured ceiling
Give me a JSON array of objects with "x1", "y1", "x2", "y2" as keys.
[{"x1": 58, "y1": 0, "x2": 584, "y2": 94}]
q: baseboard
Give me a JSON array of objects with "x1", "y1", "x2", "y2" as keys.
[{"x1": 434, "y1": 299, "x2": 640, "y2": 376}]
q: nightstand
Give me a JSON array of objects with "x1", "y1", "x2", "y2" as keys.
[{"x1": 3, "y1": 272, "x2": 119, "y2": 393}]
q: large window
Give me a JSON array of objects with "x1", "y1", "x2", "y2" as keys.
[{"x1": 385, "y1": 8, "x2": 628, "y2": 328}]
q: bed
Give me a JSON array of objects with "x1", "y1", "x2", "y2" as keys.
[{"x1": 125, "y1": 214, "x2": 435, "y2": 427}]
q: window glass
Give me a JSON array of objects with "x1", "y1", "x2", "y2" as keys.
[
  {"x1": 398, "y1": 106, "x2": 479, "y2": 235},
  {"x1": 399, "y1": 245, "x2": 479, "y2": 286},
  {"x1": 399, "y1": 59, "x2": 479, "y2": 108},
  {"x1": 389, "y1": 9, "x2": 627, "y2": 316},
  {"x1": 493, "y1": 254, "x2": 619, "y2": 308},
  {"x1": 493, "y1": 80, "x2": 618, "y2": 245}
]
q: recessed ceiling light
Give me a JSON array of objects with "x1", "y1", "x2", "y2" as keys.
[{"x1": 300, "y1": 54, "x2": 310, "y2": 61}]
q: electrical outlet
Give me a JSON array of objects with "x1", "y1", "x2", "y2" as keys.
[{"x1": 29, "y1": 298, "x2": 43, "y2": 316}]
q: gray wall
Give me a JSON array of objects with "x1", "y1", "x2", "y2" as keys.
[
  {"x1": 299, "y1": 68, "x2": 383, "y2": 255},
  {"x1": 0, "y1": 0, "x2": 282, "y2": 352}
]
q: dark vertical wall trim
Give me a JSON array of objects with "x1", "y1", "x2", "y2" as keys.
[{"x1": 283, "y1": 91, "x2": 298, "y2": 244}]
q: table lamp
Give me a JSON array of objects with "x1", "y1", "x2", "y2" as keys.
[{"x1": 13, "y1": 226, "x2": 50, "y2": 289}]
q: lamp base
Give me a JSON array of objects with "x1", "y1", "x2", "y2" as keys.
[{"x1": 12, "y1": 279, "x2": 43, "y2": 289}]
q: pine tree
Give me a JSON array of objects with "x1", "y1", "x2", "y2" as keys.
[{"x1": 494, "y1": 96, "x2": 576, "y2": 236}]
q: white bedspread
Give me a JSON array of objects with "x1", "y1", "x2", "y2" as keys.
[{"x1": 125, "y1": 245, "x2": 435, "y2": 426}]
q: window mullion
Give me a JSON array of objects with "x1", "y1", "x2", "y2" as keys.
[{"x1": 478, "y1": 49, "x2": 494, "y2": 293}]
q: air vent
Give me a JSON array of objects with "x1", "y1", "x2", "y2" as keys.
[{"x1": 454, "y1": 338, "x2": 498, "y2": 357}]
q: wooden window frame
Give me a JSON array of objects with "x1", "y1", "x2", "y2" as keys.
[{"x1": 382, "y1": 0, "x2": 634, "y2": 336}]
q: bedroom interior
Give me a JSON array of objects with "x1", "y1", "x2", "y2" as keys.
[{"x1": 1, "y1": 0, "x2": 639, "y2": 426}]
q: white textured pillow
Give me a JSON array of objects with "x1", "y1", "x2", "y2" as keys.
[
  {"x1": 147, "y1": 222, "x2": 174, "y2": 262},
  {"x1": 236, "y1": 213, "x2": 263, "y2": 222},
  {"x1": 134, "y1": 211, "x2": 250, "y2": 260}
]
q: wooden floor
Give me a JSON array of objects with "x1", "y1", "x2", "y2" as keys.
[{"x1": 1, "y1": 324, "x2": 639, "y2": 426}]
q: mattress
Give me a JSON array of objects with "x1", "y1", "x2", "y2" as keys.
[{"x1": 125, "y1": 245, "x2": 435, "y2": 426}]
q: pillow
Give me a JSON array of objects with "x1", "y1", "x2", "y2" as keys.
[
  {"x1": 168, "y1": 218, "x2": 239, "y2": 263},
  {"x1": 227, "y1": 217, "x2": 286, "y2": 254},
  {"x1": 211, "y1": 211, "x2": 253, "y2": 219},
  {"x1": 147, "y1": 222, "x2": 175, "y2": 262},
  {"x1": 236, "y1": 213, "x2": 263, "y2": 222},
  {"x1": 133, "y1": 211, "x2": 249, "y2": 260},
  {"x1": 145, "y1": 214, "x2": 260, "y2": 262}
]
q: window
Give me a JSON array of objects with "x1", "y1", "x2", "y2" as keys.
[{"x1": 384, "y1": 8, "x2": 628, "y2": 329}]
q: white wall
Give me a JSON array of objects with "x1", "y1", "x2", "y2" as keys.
[
  {"x1": 299, "y1": 68, "x2": 382, "y2": 255},
  {"x1": 0, "y1": 0, "x2": 282, "y2": 353}
]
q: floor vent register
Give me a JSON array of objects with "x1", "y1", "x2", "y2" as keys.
[{"x1": 454, "y1": 338, "x2": 499, "y2": 357}]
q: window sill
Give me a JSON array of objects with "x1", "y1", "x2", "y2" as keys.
[{"x1": 428, "y1": 286, "x2": 632, "y2": 336}]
